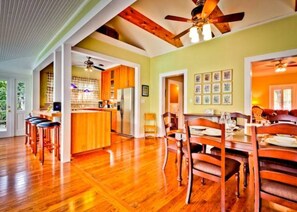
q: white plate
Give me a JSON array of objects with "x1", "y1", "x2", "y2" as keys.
[
  {"x1": 204, "y1": 128, "x2": 221, "y2": 137},
  {"x1": 273, "y1": 136, "x2": 296, "y2": 144},
  {"x1": 265, "y1": 138, "x2": 297, "y2": 148}
]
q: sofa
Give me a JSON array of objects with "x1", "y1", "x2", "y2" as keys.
[{"x1": 252, "y1": 106, "x2": 297, "y2": 123}]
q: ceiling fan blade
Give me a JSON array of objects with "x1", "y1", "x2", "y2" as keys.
[
  {"x1": 93, "y1": 65, "x2": 105, "y2": 71},
  {"x1": 174, "y1": 27, "x2": 192, "y2": 39},
  {"x1": 287, "y1": 64, "x2": 297, "y2": 67},
  {"x1": 201, "y1": 0, "x2": 220, "y2": 18},
  {"x1": 165, "y1": 15, "x2": 192, "y2": 23},
  {"x1": 209, "y1": 12, "x2": 245, "y2": 24},
  {"x1": 209, "y1": 6, "x2": 230, "y2": 33}
]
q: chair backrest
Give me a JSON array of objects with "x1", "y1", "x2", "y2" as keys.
[
  {"x1": 185, "y1": 118, "x2": 225, "y2": 181},
  {"x1": 230, "y1": 112, "x2": 251, "y2": 128},
  {"x1": 251, "y1": 123, "x2": 297, "y2": 210},
  {"x1": 144, "y1": 113, "x2": 156, "y2": 122},
  {"x1": 162, "y1": 112, "x2": 178, "y2": 135}
]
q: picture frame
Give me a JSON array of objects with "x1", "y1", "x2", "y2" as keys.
[
  {"x1": 194, "y1": 74, "x2": 202, "y2": 84},
  {"x1": 203, "y1": 73, "x2": 211, "y2": 83},
  {"x1": 194, "y1": 84, "x2": 201, "y2": 94},
  {"x1": 212, "y1": 83, "x2": 221, "y2": 93},
  {"x1": 142, "y1": 85, "x2": 149, "y2": 97},
  {"x1": 203, "y1": 95, "x2": 211, "y2": 104},
  {"x1": 212, "y1": 94, "x2": 221, "y2": 105},
  {"x1": 212, "y1": 71, "x2": 221, "y2": 82},
  {"x1": 194, "y1": 95, "x2": 201, "y2": 104},
  {"x1": 222, "y1": 94, "x2": 232, "y2": 105},
  {"x1": 222, "y1": 69, "x2": 232, "y2": 81},
  {"x1": 222, "y1": 82, "x2": 232, "y2": 93},
  {"x1": 203, "y1": 83, "x2": 211, "y2": 94}
]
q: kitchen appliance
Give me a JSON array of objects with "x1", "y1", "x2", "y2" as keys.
[{"x1": 116, "y1": 88, "x2": 134, "y2": 136}]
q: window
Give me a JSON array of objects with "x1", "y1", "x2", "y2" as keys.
[
  {"x1": 270, "y1": 84, "x2": 297, "y2": 110},
  {"x1": 16, "y1": 81, "x2": 25, "y2": 111}
]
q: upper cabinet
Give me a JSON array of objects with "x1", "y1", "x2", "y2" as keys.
[{"x1": 101, "y1": 65, "x2": 135, "y2": 100}]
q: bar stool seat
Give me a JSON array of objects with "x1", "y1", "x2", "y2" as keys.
[
  {"x1": 37, "y1": 121, "x2": 60, "y2": 165},
  {"x1": 29, "y1": 118, "x2": 49, "y2": 155}
]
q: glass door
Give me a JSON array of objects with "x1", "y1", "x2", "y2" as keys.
[{"x1": 0, "y1": 77, "x2": 13, "y2": 138}]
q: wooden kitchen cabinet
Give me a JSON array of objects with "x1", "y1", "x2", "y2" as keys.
[
  {"x1": 101, "y1": 70, "x2": 111, "y2": 100},
  {"x1": 101, "y1": 65, "x2": 134, "y2": 100}
]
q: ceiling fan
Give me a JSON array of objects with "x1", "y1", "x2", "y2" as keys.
[
  {"x1": 84, "y1": 56, "x2": 105, "y2": 71},
  {"x1": 267, "y1": 59, "x2": 297, "y2": 73},
  {"x1": 165, "y1": 0, "x2": 245, "y2": 42}
]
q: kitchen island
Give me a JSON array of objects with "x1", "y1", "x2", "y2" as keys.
[{"x1": 71, "y1": 110, "x2": 111, "y2": 154}]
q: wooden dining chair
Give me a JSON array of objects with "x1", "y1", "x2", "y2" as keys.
[
  {"x1": 251, "y1": 123, "x2": 297, "y2": 211},
  {"x1": 144, "y1": 113, "x2": 157, "y2": 138},
  {"x1": 185, "y1": 118, "x2": 240, "y2": 211},
  {"x1": 211, "y1": 112, "x2": 251, "y2": 187},
  {"x1": 266, "y1": 114, "x2": 297, "y2": 124},
  {"x1": 162, "y1": 112, "x2": 202, "y2": 170}
]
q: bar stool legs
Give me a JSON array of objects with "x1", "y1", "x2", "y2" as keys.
[{"x1": 37, "y1": 122, "x2": 60, "y2": 165}]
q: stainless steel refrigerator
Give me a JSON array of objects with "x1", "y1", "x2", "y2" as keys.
[{"x1": 116, "y1": 88, "x2": 134, "y2": 136}]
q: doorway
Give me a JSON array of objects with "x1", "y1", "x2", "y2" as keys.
[
  {"x1": 168, "y1": 79, "x2": 183, "y2": 128},
  {"x1": 159, "y1": 69, "x2": 188, "y2": 136},
  {"x1": 0, "y1": 77, "x2": 14, "y2": 138}
]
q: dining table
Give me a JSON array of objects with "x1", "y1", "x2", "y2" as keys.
[{"x1": 174, "y1": 127, "x2": 297, "y2": 186}]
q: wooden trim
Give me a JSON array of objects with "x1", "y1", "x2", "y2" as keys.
[{"x1": 118, "y1": 6, "x2": 183, "y2": 48}]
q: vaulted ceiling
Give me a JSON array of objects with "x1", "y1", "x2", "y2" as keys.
[{"x1": 0, "y1": 0, "x2": 296, "y2": 75}]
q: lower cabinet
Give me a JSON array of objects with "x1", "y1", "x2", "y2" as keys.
[{"x1": 71, "y1": 111, "x2": 111, "y2": 154}]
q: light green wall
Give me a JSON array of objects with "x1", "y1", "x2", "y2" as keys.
[{"x1": 150, "y1": 15, "x2": 297, "y2": 115}]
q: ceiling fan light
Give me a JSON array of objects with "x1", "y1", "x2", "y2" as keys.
[
  {"x1": 189, "y1": 27, "x2": 198, "y2": 39},
  {"x1": 202, "y1": 24, "x2": 212, "y2": 41},
  {"x1": 275, "y1": 66, "x2": 286, "y2": 73},
  {"x1": 191, "y1": 34, "x2": 199, "y2": 43}
]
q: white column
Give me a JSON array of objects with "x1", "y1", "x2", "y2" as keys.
[
  {"x1": 53, "y1": 51, "x2": 62, "y2": 102},
  {"x1": 61, "y1": 43, "x2": 72, "y2": 163},
  {"x1": 32, "y1": 69, "x2": 40, "y2": 111}
]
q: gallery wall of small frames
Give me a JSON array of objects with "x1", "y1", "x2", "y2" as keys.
[{"x1": 194, "y1": 69, "x2": 233, "y2": 105}]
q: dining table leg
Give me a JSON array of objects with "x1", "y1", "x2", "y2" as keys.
[{"x1": 176, "y1": 138, "x2": 183, "y2": 186}]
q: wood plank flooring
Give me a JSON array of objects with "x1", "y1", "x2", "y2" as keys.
[{"x1": 0, "y1": 135, "x2": 294, "y2": 211}]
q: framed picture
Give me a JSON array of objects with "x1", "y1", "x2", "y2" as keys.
[
  {"x1": 222, "y1": 82, "x2": 232, "y2": 93},
  {"x1": 212, "y1": 71, "x2": 221, "y2": 82},
  {"x1": 222, "y1": 94, "x2": 232, "y2": 105},
  {"x1": 203, "y1": 83, "x2": 211, "y2": 94},
  {"x1": 212, "y1": 83, "x2": 221, "y2": 93},
  {"x1": 194, "y1": 84, "x2": 201, "y2": 94},
  {"x1": 194, "y1": 95, "x2": 201, "y2": 104},
  {"x1": 212, "y1": 94, "x2": 221, "y2": 105},
  {"x1": 222, "y1": 69, "x2": 232, "y2": 81},
  {"x1": 203, "y1": 73, "x2": 211, "y2": 83},
  {"x1": 203, "y1": 95, "x2": 211, "y2": 104},
  {"x1": 194, "y1": 74, "x2": 202, "y2": 84},
  {"x1": 142, "y1": 85, "x2": 149, "y2": 97}
]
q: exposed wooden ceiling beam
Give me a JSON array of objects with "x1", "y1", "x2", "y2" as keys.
[
  {"x1": 118, "y1": 6, "x2": 183, "y2": 48},
  {"x1": 295, "y1": 0, "x2": 297, "y2": 11}
]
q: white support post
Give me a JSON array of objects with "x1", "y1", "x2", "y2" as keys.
[
  {"x1": 54, "y1": 51, "x2": 62, "y2": 102},
  {"x1": 32, "y1": 69, "x2": 40, "y2": 111},
  {"x1": 61, "y1": 43, "x2": 72, "y2": 163}
]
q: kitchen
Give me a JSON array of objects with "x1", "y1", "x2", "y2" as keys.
[{"x1": 38, "y1": 57, "x2": 136, "y2": 155}]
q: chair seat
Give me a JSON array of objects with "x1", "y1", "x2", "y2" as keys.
[
  {"x1": 37, "y1": 121, "x2": 60, "y2": 128},
  {"x1": 211, "y1": 147, "x2": 249, "y2": 163},
  {"x1": 193, "y1": 154, "x2": 241, "y2": 178},
  {"x1": 262, "y1": 179, "x2": 297, "y2": 202}
]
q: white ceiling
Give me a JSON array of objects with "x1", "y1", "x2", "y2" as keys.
[{"x1": 0, "y1": 0, "x2": 296, "y2": 75}]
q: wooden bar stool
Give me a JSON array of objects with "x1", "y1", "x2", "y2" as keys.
[
  {"x1": 36, "y1": 121, "x2": 61, "y2": 165},
  {"x1": 25, "y1": 116, "x2": 42, "y2": 145},
  {"x1": 29, "y1": 118, "x2": 49, "y2": 155}
]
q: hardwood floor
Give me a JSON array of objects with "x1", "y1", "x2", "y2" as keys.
[{"x1": 0, "y1": 135, "x2": 294, "y2": 211}]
